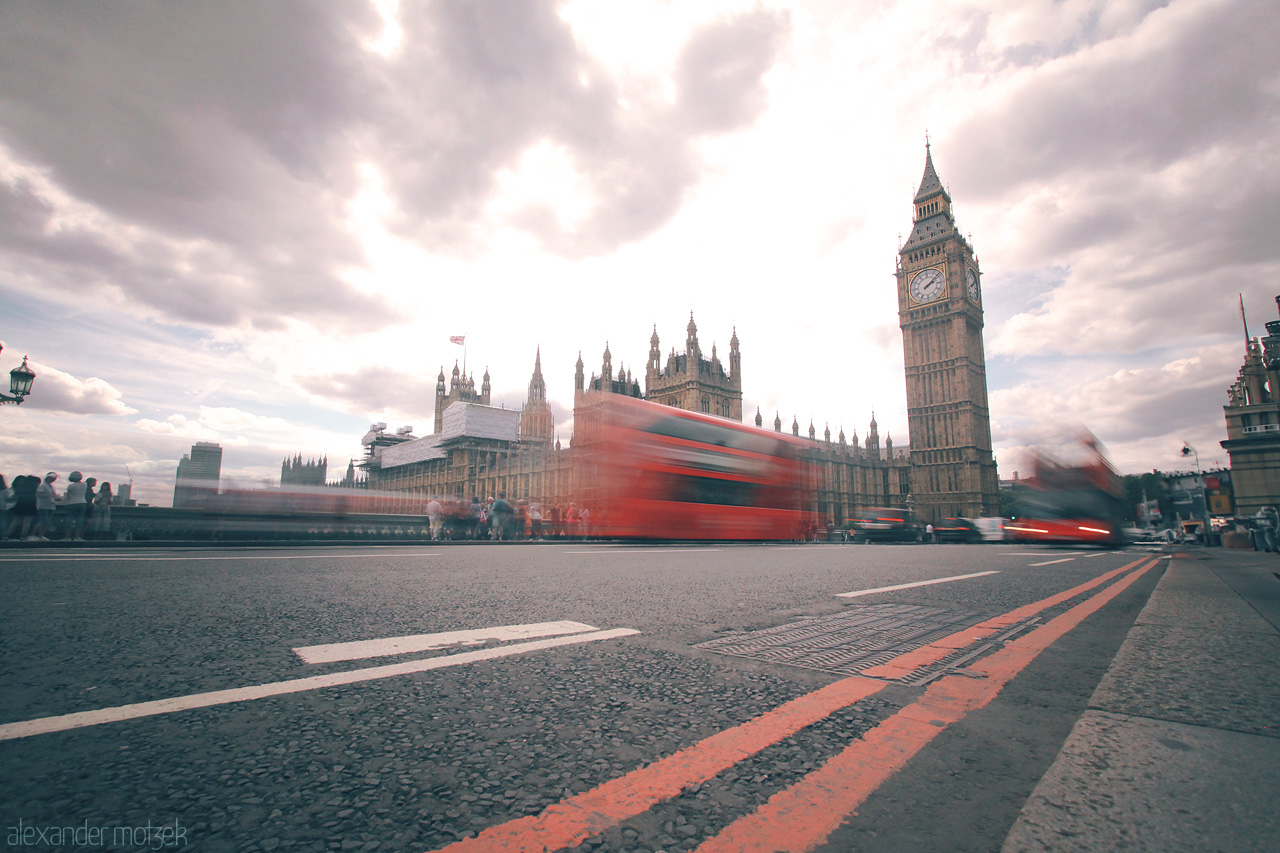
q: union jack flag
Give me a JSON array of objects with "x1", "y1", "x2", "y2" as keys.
[{"x1": 450, "y1": 335, "x2": 466, "y2": 346}]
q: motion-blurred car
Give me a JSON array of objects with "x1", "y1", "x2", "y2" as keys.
[
  {"x1": 971, "y1": 517, "x2": 1008, "y2": 542},
  {"x1": 933, "y1": 517, "x2": 980, "y2": 543},
  {"x1": 849, "y1": 508, "x2": 922, "y2": 543}
]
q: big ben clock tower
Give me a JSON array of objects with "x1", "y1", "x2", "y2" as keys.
[{"x1": 897, "y1": 144, "x2": 999, "y2": 521}]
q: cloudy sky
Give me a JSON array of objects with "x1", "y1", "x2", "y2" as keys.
[{"x1": 1, "y1": 0, "x2": 1275, "y2": 506}]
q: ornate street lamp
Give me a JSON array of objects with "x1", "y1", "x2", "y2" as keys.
[{"x1": 0, "y1": 345, "x2": 36, "y2": 405}]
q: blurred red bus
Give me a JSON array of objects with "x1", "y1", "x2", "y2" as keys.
[
  {"x1": 1006, "y1": 430, "x2": 1127, "y2": 547},
  {"x1": 576, "y1": 397, "x2": 818, "y2": 540}
]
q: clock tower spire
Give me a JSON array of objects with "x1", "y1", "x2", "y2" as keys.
[{"x1": 896, "y1": 144, "x2": 999, "y2": 521}]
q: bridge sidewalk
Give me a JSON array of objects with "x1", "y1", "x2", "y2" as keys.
[{"x1": 1003, "y1": 548, "x2": 1280, "y2": 851}]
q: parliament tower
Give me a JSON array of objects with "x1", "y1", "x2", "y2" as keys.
[{"x1": 897, "y1": 144, "x2": 999, "y2": 521}]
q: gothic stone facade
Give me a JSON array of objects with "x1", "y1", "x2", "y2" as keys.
[
  {"x1": 1222, "y1": 296, "x2": 1280, "y2": 515},
  {"x1": 363, "y1": 147, "x2": 1002, "y2": 525},
  {"x1": 363, "y1": 319, "x2": 910, "y2": 524}
]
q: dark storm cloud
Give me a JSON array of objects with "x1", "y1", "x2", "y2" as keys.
[
  {"x1": 941, "y1": 0, "x2": 1280, "y2": 359},
  {"x1": 0, "y1": 1, "x2": 390, "y2": 328},
  {"x1": 948, "y1": 1, "x2": 1280, "y2": 199}
]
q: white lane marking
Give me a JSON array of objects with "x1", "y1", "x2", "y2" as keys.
[
  {"x1": 836, "y1": 571, "x2": 1000, "y2": 599},
  {"x1": 1005, "y1": 552, "x2": 1078, "y2": 557},
  {"x1": 564, "y1": 549, "x2": 722, "y2": 554},
  {"x1": 294, "y1": 621, "x2": 600, "y2": 664},
  {"x1": 0, "y1": 552, "x2": 442, "y2": 563},
  {"x1": 0, "y1": 628, "x2": 640, "y2": 742},
  {"x1": 1029, "y1": 558, "x2": 1075, "y2": 566}
]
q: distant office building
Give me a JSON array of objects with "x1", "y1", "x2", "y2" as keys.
[
  {"x1": 114, "y1": 483, "x2": 137, "y2": 507},
  {"x1": 173, "y1": 441, "x2": 222, "y2": 507},
  {"x1": 1222, "y1": 296, "x2": 1280, "y2": 515}
]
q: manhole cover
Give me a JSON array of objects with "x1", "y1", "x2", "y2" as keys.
[{"x1": 698, "y1": 604, "x2": 1029, "y2": 682}]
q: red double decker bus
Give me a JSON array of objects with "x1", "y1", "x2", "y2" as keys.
[
  {"x1": 575, "y1": 396, "x2": 818, "y2": 540},
  {"x1": 1006, "y1": 430, "x2": 1128, "y2": 547}
]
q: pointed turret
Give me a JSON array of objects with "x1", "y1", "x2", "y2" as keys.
[
  {"x1": 520, "y1": 348, "x2": 553, "y2": 442},
  {"x1": 686, "y1": 312, "x2": 700, "y2": 372},
  {"x1": 728, "y1": 326, "x2": 741, "y2": 389},
  {"x1": 527, "y1": 347, "x2": 546, "y2": 402},
  {"x1": 602, "y1": 342, "x2": 612, "y2": 393},
  {"x1": 755, "y1": 407, "x2": 763, "y2": 428},
  {"x1": 914, "y1": 141, "x2": 947, "y2": 205},
  {"x1": 648, "y1": 325, "x2": 662, "y2": 384}
]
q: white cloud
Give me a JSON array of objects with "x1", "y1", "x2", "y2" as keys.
[
  {"x1": 135, "y1": 415, "x2": 222, "y2": 442},
  {"x1": 9, "y1": 360, "x2": 137, "y2": 416}
]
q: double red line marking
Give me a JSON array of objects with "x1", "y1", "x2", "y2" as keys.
[{"x1": 432, "y1": 557, "x2": 1160, "y2": 853}]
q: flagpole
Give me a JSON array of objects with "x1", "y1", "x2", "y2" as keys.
[{"x1": 463, "y1": 333, "x2": 468, "y2": 377}]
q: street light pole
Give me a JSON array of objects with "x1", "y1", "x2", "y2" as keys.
[
  {"x1": 1180, "y1": 442, "x2": 1213, "y2": 546},
  {"x1": 0, "y1": 344, "x2": 36, "y2": 405}
]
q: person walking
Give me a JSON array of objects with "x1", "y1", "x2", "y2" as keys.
[
  {"x1": 63, "y1": 471, "x2": 89, "y2": 541},
  {"x1": 529, "y1": 503, "x2": 543, "y2": 540},
  {"x1": 467, "y1": 496, "x2": 483, "y2": 540},
  {"x1": 83, "y1": 477, "x2": 97, "y2": 536},
  {"x1": 33, "y1": 472, "x2": 58, "y2": 540},
  {"x1": 93, "y1": 482, "x2": 114, "y2": 539},
  {"x1": 8, "y1": 474, "x2": 38, "y2": 540},
  {"x1": 427, "y1": 495, "x2": 443, "y2": 541},
  {"x1": 0, "y1": 475, "x2": 12, "y2": 541},
  {"x1": 489, "y1": 493, "x2": 513, "y2": 541},
  {"x1": 514, "y1": 500, "x2": 528, "y2": 540}
]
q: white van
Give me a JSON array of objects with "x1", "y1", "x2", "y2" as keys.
[{"x1": 970, "y1": 517, "x2": 1008, "y2": 542}]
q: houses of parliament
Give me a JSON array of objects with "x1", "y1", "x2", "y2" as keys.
[{"x1": 358, "y1": 147, "x2": 999, "y2": 524}]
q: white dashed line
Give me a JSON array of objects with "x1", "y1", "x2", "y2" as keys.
[
  {"x1": 836, "y1": 570, "x2": 1000, "y2": 598},
  {"x1": 1028, "y1": 558, "x2": 1075, "y2": 566},
  {"x1": 0, "y1": 628, "x2": 639, "y2": 741},
  {"x1": 293, "y1": 621, "x2": 601, "y2": 664}
]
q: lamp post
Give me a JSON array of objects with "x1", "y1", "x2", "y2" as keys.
[
  {"x1": 0, "y1": 345, "x2": 36, "y2": 405},
  {"x1": 1180, "y1": 442, "x2": 1213, "y2": 546}
]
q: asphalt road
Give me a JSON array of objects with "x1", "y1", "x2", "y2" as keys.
[{"x1": 0, "y1": 542, "x2": 1163, "y2": 852}]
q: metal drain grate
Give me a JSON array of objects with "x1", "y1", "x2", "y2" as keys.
[{"x1": 697, "y1": 604, "x2": 1032, "y2": 680}]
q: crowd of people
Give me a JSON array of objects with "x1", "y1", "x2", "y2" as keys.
[
  {"x1": 423, "y1": 493, "x2": 593, "y2": 541},
  {"x1": 0, "y1": 471, "x2": 115, "y2": 542}
]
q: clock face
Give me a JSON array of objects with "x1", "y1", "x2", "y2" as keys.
[
  {"x1": 909, "y1": 268, "x2": 946, "y2": 303},
  {"x1": 966, "y1": 269, "x2": 979, "y2": 302}
]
